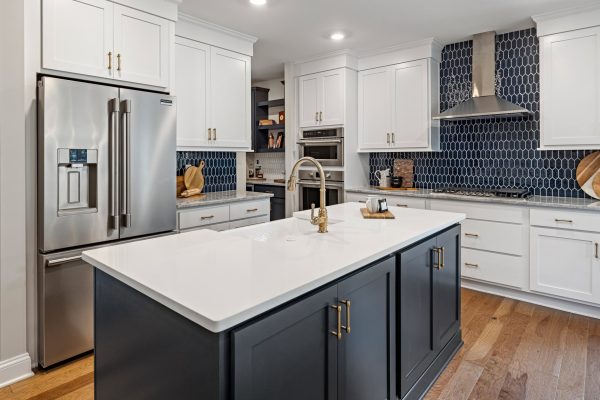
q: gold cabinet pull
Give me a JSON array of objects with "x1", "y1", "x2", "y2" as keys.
[
  {"x1": 116, "y1": 53, "x2": 122, "y2": 71},
  {"x1": 200, "y1": 215, "x2": 215, "y2": 220},
  {"x1": 555, "y1": 219, "x2": 573, "y2": 224},
  {"x1": 465, "y1": 233, "x2": 479, "y2": 238},
  {"x1": 464, "y1": 262, "x2": 479, "y2": 268},
  {"x1": 208, "y1": 128, "x2": 212, "y2": 141},
  {"x1": 330, "y1": 304, "x2": 342, "y2": 340},
  {"x1": 440, "y1": 247, "x2": 445, "y2": 269},
  {"x1": 432, "y1": 248, "x2": 441, "y2": 270},
  {"x1": 341, "y1": 300, "x2": 351, "y2": 334},
  {"x1": 212, "y1": 128, "x2": 217, "y2": 141},
  {"x1": 246, "y1": 208, "x2": 259, "y2": 212},
  {"x1": 315, "y1": 112, "x2": 319, "y2": 123},
  {"x1": 319, "y1": 111, "x2": 323, "y2": 122},
  {"x1": 386, "y1": 133, "x2": 390, "y2": 144},
  {"x1": 391, "y1": 132, "x2": 395, "y2": 144},
  {"x1": 596, "y1": 243, "x2": 599, "y2": 259},
  {"x1": 107, "y1": 52, "x2": 112, "y2": 70}
]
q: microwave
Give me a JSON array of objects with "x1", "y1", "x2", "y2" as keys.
[{"x1": 298, "y1": 128, "x2": 344, "y2": 167}]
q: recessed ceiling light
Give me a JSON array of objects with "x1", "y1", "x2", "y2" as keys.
[
  {"x1": 250, "y1": 0, "x2": 267, "y2": 5},
  {"x1": 330, "y1": 32, "x2": 345, "y2": 41}
]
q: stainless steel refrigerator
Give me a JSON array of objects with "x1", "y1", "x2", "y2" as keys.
[{"x1": 37, "y1": 76, "x2": 176, "y2": 367}]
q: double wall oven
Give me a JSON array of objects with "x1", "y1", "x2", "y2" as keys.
[{"x1": 297, "y1": 170, "x2": 344, "y2": 211}]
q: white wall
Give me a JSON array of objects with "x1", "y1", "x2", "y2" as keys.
[{"x1": 0, "y1": 0, "x2": 34, "y2": 387}]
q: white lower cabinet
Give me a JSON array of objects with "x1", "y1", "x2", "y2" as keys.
[
  {"x1": 530, "y1": 227, "x2": 600, "y2": 304},
  {"x1": 177, "y1": 199, "x2": 270, "y2": 232},
  {"x1": 462, "y1": 248, "x2": 528, "y2": 289}
]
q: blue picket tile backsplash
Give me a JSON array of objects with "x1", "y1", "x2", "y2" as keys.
[
  {"x1": 369, "y1": 28, "x2": 594, "y2": 198},
  {"x1": 177, "y1": 151, "x2": 237, "y2": 193}
]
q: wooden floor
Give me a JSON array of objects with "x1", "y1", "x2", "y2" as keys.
[{"x1": 1, "y1": 289, "x2": 599, "y2": 400}]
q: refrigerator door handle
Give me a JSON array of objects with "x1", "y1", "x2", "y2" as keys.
[
  {"x1": 121, "y1": 99, "x2": 132, "y2": 228},
  {"x1": 109, "y1": 98, "x2": 120, "y2": 230},
  {"x1": 47, "y1": 255, "x2": 83, "y2": 267}
]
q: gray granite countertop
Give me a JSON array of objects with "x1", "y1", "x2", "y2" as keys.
[
  {"x1": 177, "y1": 191, "x2": 273, "y2": 209},
  {"x1": 246, "y1": 179, "x2": 286, "y2": 187},
  {"x1": 346, "y1": 187, "x2": 600, "y2": 211}
]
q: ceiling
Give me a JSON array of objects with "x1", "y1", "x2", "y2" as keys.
[{"x1": 179, "y1": 0, "x2": 595, "y2": 81}]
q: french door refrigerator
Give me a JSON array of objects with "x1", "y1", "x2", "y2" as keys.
[{"x1": 37, "y1": 77, "x2": 176, "y2": 367}]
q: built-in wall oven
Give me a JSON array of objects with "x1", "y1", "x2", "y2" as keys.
[
  {"x1": 298, "y1": 170, "x2": 344, "y2": 211},
  {"x1": 298, "y1": 128, "x2": 343, "y2": 167}
]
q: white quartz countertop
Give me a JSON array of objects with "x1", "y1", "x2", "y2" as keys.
[{"x1": 83, "y1": 202, "x2": 465, "y2": 333}]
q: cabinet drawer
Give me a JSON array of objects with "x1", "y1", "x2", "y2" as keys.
[
  {"x1": 178, "y1": 205, "x2": 229, "y2": 230},
  {"x1": 230, "y1": 200, "x2": 270, "y2": 221},
  {"x1": 430, "y1": 199, "x2": 526, "y2": 224},
  {"x1": 230, "y1": 215, "x2": 270, "y2": 229},
  {"x1": 530, "y1": 208, "x2": 600, "y2": 233},
  {"x1": 345, "y1": 192, "x2": 426, "y2": 209},
  {"x1": 462, "y1": 248, "x2": 527, "y2": 289},
  {"x1": 461, "y1": 219, "x2": 526, "y2": 256}
]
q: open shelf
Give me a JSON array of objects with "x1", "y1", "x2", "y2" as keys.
[
  {"x1": 257, "y1": 123, "x2": 285, "y2": 131},
  {"x1": 255, "y1": 147, "x2": 285, "y2": 153},
  {"x1": 257, "y1": 98, "x2": 285, "y2": 108}
]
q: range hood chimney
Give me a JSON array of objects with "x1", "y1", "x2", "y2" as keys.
[{"x1": 433, "y1": 31, "x2": 533, "y2": 120}]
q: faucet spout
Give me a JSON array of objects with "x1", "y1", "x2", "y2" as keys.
[{"x1": 287, "y1": 157, "x2": 328, "y2": 233}]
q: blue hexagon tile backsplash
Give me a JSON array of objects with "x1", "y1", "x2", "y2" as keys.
[
  {"x1": 177, "y1": 151, "x2": 236, "y2": 193},
  {"x1": 369, "y1": 28, "x2": 594, "y2": 198}
]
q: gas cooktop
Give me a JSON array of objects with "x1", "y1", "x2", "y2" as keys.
[{"x1": 432, "y1": 187, "x2": 532, "y2": 199}]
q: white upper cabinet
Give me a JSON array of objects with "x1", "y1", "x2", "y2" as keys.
[
  {"x1": 298, "y1": 69, "x2": 345, "y2": 128},
  {"x1": 42, "y1": 0, "x2": 114, "y2": 78},
  {"x1": 357, "y1": 67, "x2": 393, "y2": 149},
  {"x1": 113, "y1": 4, "x2": 170, "y2": 87},
  {"x1": 42, "y1": 0, "x2": 172, "y2": 88},
  {"x1": 392, "y1": 60, "x2": 430, "y2": 149},
  {"x1": 174, "y1": 37, "x2": 210, "y2": 148},
  {"x1": 358, "y1": 58, "x2": 438, "y2": 152},
  {"x1": 539, "y1": 27, "x2": 600, "y2": 149},
  {"x1": 174, "y1": 38, "x2": 251, "y2": 151},
  {"x1": 210, "y1": 47, "x2": 251, "y2": 149}
]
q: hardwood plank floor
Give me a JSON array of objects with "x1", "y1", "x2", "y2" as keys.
[{"x1": 1, "y1": 289, "x2": 598, "y2": 400}]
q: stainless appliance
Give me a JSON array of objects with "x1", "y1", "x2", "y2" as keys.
[
  {"x1": 432, "y1": 187, "x2": 532, "y2": 199},
  {"x1": 298, "y1": 170, "x2": 344, "y2": 210},
  {"x1": 37, "y1": 76, "x2": 176, "y2": 367},
  {"x1": 433, "y1": 31, "x2": 532, "y2": 120},
  {"x1": 298, "y1": 128, "x2": 344, "y2": 167}
]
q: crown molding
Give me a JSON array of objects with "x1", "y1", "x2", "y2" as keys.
[
  {"x1": 178, "y1": 13, "x2": 258, "y2": 44},
  {"x1": 533, "y1": 2, "x2": 600, "y2": 36},
  {"x1": 357, "y1": 37, "x2": 443, "y2": 59}
]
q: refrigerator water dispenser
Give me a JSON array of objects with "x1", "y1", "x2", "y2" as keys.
[{"x1": 57, "y1": 148, "x2": 98, "y2": 214}]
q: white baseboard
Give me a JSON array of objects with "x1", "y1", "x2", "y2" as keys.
[
  {"x1": 462, "y1": 279, "x2": 600, "y2": 319},
  {"x1": 0, "y1": 354, "x2": 33, "y2": 389}
]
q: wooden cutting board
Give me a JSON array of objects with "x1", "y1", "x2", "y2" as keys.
[
  {"x1": 576, "y1": 152, "x2": 600, "y2": 199},
  {"x1": 181, "y1": 161, "x2": 205, "y2": 197},
  {"x1": 360, "y1": 208, "x2": 395, "y2": 219}
]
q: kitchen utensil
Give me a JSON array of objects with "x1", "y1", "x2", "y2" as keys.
[
  {"x1": 576, "y1": 152, "x2": 600, "y2": 200},
  {"x1": 391, "y1": 176, "x2": 403, "y2": 188},
  {"x1": 176, "y1": 176, "x2": 186, "y2": 197},
  {"x1": 360, "y1": 208, "x2": 395, "y2": 219},
  {"x1": 393, "y1": 159, "x2": 414, "y2": 188},
  {"x1": 366, "y1": 195, "x2": 381, "y2": 213}
]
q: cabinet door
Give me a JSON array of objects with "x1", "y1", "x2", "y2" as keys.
[
  {"x1": 270, "y1": 197, "x2": 286, "y2": 221},
  {"x1": 530, "y1": 227, "x2": 600, "y2": 304},
  {"x1": 42, "y1": 0, "x2": 114, "y2": 78},
  {"x1": 338, "y1": 256, "x2": 396, "y2": 400},
  {"x1": 113, "y1": 4, "x2": 170, "y2": 87},
  {"x1": 398, "y1": 237, "x2": 437, "y2": 398},
  {"x1": 210, "y1": 47, "x2": 251, "y2": 149},
  {"x1": 358, "y1": 67, "x2": 393, "y2": 150},
  {"x1": 299, "y1": 74, "x2": 320, "y2": 128},
  {"x1": 392, "y1": 60, "x2": 430, "y2": 149},
  {"x1": 232, "y1": 285, "x2": 338, "y2": 400},
  {"x1": 320, "y1": 69, "x2": 345, "y2": 126},
  {"x1": 540, "y1": 27, "x2": 600, "y2": 147},
  {"x1": 174, "y1": 38, "x2": 210, "y2": 148},
  {"x1": 434, "y1": 226, "x2": 461, "y2": 351}
]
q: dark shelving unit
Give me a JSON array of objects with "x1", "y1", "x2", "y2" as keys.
[{"x1": 251, "y1": 87, "x2": 285, "y2": 153}]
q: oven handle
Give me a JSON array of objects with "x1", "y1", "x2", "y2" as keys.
[{"x1": 297, "y1": 139, "x2": 343, "y2": 145}]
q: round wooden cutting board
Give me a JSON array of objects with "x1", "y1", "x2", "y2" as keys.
[
  {"x1": 181, "y1": 161, "x2": 205, "y2": 197},
  {"x1": 576, "y1": 152, "x2": 600, "y2": 199}
]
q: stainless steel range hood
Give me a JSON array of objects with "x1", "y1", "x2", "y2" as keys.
[{"x1": 433, "y1": 31, "x2": 533, "y2": 120}]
